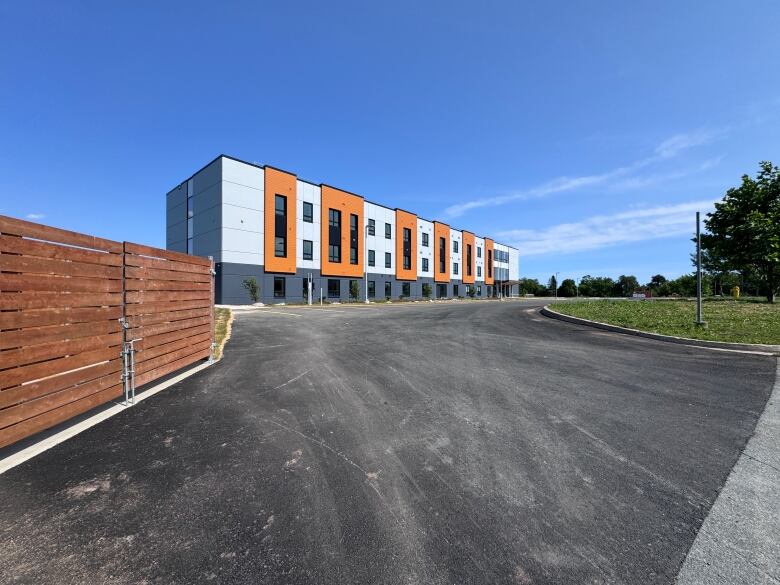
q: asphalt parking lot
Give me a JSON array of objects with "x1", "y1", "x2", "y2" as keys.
[{"x1": 0, "y1": 300, "x2": 775, "y2": 584}]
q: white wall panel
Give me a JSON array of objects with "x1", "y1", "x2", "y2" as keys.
[
  {"x1": 475, "y1": 236, "x2": 485, "y2": 282},
  {"x1": 296, "y1": 180, "x2": 321, "y2": 269},
  {"x1": 222, "y1": 181, "x2": 263, "y2": 211},
  {"x1": 223, "y1": 157, "x2": 263, "y2": 190},
  {"x1": 450, "y1": 228, "x2": 463, "y2": 278},
  {"x1": 365, "y1": 202, "x2": 395, "y2": 274},
  {"x1": 417, "y1": 218, "x2": 433, "y2": 277}
]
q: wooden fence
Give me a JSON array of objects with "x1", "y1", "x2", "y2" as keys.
[{"x1": 0, "y1": 215, "x2": 214, "y2": 449}]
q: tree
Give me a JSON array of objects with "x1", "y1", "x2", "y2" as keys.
[
  {"x1": 467, "y1": 286, "x2": 476, "y2": 298},
  {"x1": 613, "y1": 275, "x2": 639, "y2": 297},
  {"x1": 422, "y1": 283, "x2": 432, "y2": 298},
  {"x1": 242, "y1": 277, "x2": 260, "y2": 303},
  {"x1": 647, "y1": 274, "x2": 667, "y2": 289},
  {"x1": 557, "y1": 278, "x2": 577, "y2": 297},
  {"x1": 349, "y1": 280, "x2": 360, "y2": 301},
  {"x1": 548, "y1": 275, "x2": 557, "y2": 293},
  {"x1": 702, "y1": 161, "x2": 780, "y2": 303},
  {"x1": 579, "y1": 275, "x2": 615, "y2": 297}
]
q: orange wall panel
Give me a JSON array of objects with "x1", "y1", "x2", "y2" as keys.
[
  {"x1": 484, "y1": 238, "x2": 495, "y2": 285},
  {"x1": 320, "y1": 185, "x2": 364, "y2": 277},
  {"x1": 462, "y1": 231, "x2": 475, "y2": 284},
  {"x1": 264, "y1": 167, "x2": 297, "y2": 274},
  {"x1": 433, "y1": 222, "x2": 450, "y2": 283},
  {"x1": 395, "y1": 210, "x2": 417, "y2": 281}
]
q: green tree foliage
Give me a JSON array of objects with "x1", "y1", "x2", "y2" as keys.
[
  {"x1": 557, "y1": 278, "x2": 577, "y2": 297},
  {"x1": 613, "y1": 275, "x2": 640, "y2": 297},
  {"x1": 241, "y1": 277, "x2": 260, "y2": 303},
  {"x1": 578, "y1": 275, "x2": 615, "y2": 297},
  {"x1": 548, "y1": 275, "x2": 557, "y2": 293},
  {"x1": 518, "y1": 278, "x2": 548, "y2": 296},
  {"x1": 422, "y1": 283, "x2": 432, "y2": 298},
  {"x1": 349, "y1": 280, "x2": 360, "y2": 301},
  {"x1": 702, "y1": 161, "x2": 780, "y2": 302},
  {"x1": 647, "y1": 274, "x2": 667, "y2": 289}
]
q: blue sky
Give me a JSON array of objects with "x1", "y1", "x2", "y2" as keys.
[{"x1": 1, "y1": 1, "x2": 778, "y2": 285}]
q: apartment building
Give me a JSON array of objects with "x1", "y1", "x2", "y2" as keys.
[{"x1": 166, "y1": 156, "x2": 519, "y2": 304}]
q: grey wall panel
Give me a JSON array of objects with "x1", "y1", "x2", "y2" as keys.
[
  {"x1": 192, "y1": 182, "x2": 221, "y2": 214},
  {"x1": 167, "y1": 202, "x2": 185, "y2": 227},
  {"x1": 192, "y1": 158, "x2": 222, "y2": 195},
  {"x1": 167, "y1": 185, "x2": 186, "y2": 210},
  {"x1": 192, "y1": 229, "x2": 221, "y2": 261},
  {"x1": 167, "y1": 220, "x2": 187, "y2": 246},
  {"x1": 192, "y1": 203, "x2": 221, "y2": 237},
  {"x1": 168, "y1": 240, "x2": 187, "y2": 253}
]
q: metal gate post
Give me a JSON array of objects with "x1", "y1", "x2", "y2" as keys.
[{"x1": 208, "y1": 256, "x2": 216, "y2": 363}]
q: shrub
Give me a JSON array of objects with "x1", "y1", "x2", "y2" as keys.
[
  {"x1": 242, "y1": 277, "x2": 260, "y2": 303},
  {"x1": 422, "y1": 283, "x2": 432, "y2": 298}
]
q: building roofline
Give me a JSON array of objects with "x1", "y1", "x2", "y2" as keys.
[{"x1": 171, "y1": 154, "x2": 521, "y2": 252}]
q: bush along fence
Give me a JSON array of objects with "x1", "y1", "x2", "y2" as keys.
[{"x1": 0, "y1": 215, "x2": 215, "y2": 449}]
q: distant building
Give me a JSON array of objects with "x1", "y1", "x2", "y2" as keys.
[{"x1": 167, "y1": 155, "x2": 519, "y2": 304}]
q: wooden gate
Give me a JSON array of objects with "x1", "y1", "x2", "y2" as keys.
[{"x1": 0, "y1": 215, "x2": 215, "y2": 449}]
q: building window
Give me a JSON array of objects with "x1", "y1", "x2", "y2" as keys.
[
  {"x1": 422, "y1": 258, "x2": 429, "y2": 272},
  {"x1": 303, "y1": 201, "x2": 313, "y2": 223},
  {"x1": 303, "y1": 278, "x2": 309, "y2": 300},
  {"x1": 453, "y1": 240, "x2": 458, "y2": 253},
  {"x1": 402, "y1": 227, "x2": 411, "y2": 270},
  {"x1": 422, "y1": 232, "x2": 429, "y2": 247},
  {"x1": 274, "y1": 194, "x2": 287, "y2": 257},
  {"x1": 453, "y1": 262, "x2": 459, "y2": 275},
  {"x1": 385, "y1": 223, "x2": 392, "y2": 239},
  {"x1": 368, "y1": 218, "x2": 375, "y2": 236},
  {"x1": 385, "y1": 252, "x2": 392, "y2": 268},
  {"x1": 368, "y1": 249, "x2": 375, "y2": 267},
  {"x1": 453, "y1": 284, "x2": 459, "y2": 296},
  {"x1": 303, "y1": 239, "x2": 313, "y2": 261},
  {"x1": 350, "y1": 213, "x2": 359, "y2": 265},
  {"x1": 477, "y1": 266, "x2": 482, "y2": 278},
  {"x1": 487, "y1": 249, "x2": 493, "y2": 278},
  {"x1": 368, "y1": 280, "x2": 376, "y2": 298},
  {"x1": 328, "y1": 208, "x2": 341, "y2": 263},
  {"x1": 273, "y1": 277, "x2": 285, "y2": 298},
  {"x1": 477, "y1": 246, "x2": 482, "y2": 258},
  {"x1": 274, "y1": 236, "x2": 285, "y2": 257},
  {"x1": 439, "y1": 237, "x2": 446, "y2": 273},
  {"x1": 401, "y1": 282, "x2": 410, "y2": 297},
  {"x1": 327, "y1": 279, "x2": 340, "y2": 298},
  {"x1": 466, "y1": 244, "x2": 472, "y2": 276},
  {"x1": 385, "y1": 281, "x2": 391, "y2": 298}
]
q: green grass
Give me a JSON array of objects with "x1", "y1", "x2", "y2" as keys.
[
  {"x1": 550, "y1": 299, "x2": 780, "y2": 345},
  {"x1": 213, "y1": 307, "x2": 232, "y2": 360}
]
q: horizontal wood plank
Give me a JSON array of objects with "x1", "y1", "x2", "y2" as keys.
[
  {"x1": 0, "y1": 215, "x2": 122, "y2": 254},
  {"x1": 0, "y1": 254, "x2": 121, "y2": 280},
  {"x1": 0, "y1": 274, "x2": 123, "y2": 293},
  {"x1": 124, "y1": 242, "x2": 211, "y2": 267},
  {"x1": 127, "y1": 315, "x2": 211, "y2": 339},
  {"x1": 123, "y1": 253, "x2": 211, "y2": 274},
  {"x1": 0, "y1": 372, "x2": 120, "y2": 429},
  {"x1": 0, "y1": 306, "x2": 122, "y2": 330},
  {"x1": 126, "y1": 307, "x2": 211, "y2": 329},
  {"x1": 134, "y1": 324, "x2": 211, "y2": 351},
  {"x1": 0, "y1": 347, "x2": 119, "y2": 390},
  {"x1": 0, "y1": 320, "x2": 122, "y2": 350},
  {"x1": 134, "y1": 349, "x2": 210, "y2": 388},
  {"x1": 124, "y1": 298, "x2": 210, "y2": 316},
  {"x1": 0, "y1": 332, "x2": 122, "y2": 370},
  {"x1": 125, "y1": 290, "x2": 211, "y2": 303},
  {"x1": 0, "y1": 292, "x2": 122, "y2": 310},
  {"x1": 124, "y1": 279, "x2": 211, "y2": 292},
  {"x1": 0, "y1": 235, "x2": 122, "y2": 266},
  {"x1": 135, "y1": 332, "x2": 211, "y2": 364},
  {"x1": 0, "y1": 383, "x2": 123, "y2": 449},
  {"x1": 0, "y1": 359, "x2": 121, "y2": 409},
  {"x1": 125, "y1": 265, "x2": 211, "y2": 283}
]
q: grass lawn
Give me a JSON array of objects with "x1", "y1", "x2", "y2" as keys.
[
  {"x1": 213, "y1": 307, "x2": 232, "y2": 360},
  {"x1": 549, "y1": 299, "x2": 780, "y2": 345}
]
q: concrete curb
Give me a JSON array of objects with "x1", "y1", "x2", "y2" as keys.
[
  {"x1": 676, "y1": 358, "x2": 780, "y2": 584},
  {"x1": 541, "y1": 305, "x2": 780, "y2": 356}
]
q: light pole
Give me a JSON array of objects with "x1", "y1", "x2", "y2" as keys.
[
  {"x1": 554, "y1": 271, "x2": 560, "y2": 299},
  {"x1": 364, "y1": 224, "x2": 370, "y2": 304},
  {"x1": 695, "y1": 212, "x2": 707, "y2": 327}
]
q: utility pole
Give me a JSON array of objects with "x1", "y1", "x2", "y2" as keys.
[{"x1": 695, "y1": 211, "x2": 707, "y2": 327}]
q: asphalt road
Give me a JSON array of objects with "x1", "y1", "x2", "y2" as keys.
[{"x1": 0, "y1": 300, "x2": 775, "y2": 584}]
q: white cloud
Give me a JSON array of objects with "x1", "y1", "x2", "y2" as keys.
[
  {"x1": 495, "y1": 200, "x2": 716, "y2": 258},
  {"x1": 26, "y1": 213, "x2": 45, "y2": 220},
  {"x1": 442, "y1": 128, "x2": 722, "y2": 218}
]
